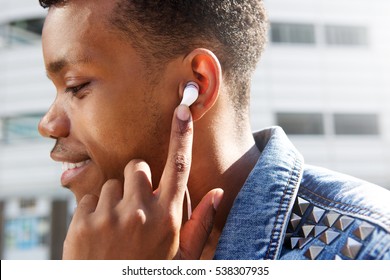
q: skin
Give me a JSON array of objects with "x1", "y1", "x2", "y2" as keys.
[{"x1": 38, "y1": 0, "x2": 261, "y2": 259}]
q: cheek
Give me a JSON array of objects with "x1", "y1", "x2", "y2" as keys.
[
  {"x1": 83, "y1": 113, "x2": 137, "y2": 173},
  {"x1": 75, "y1": 98, "x2": 159, "y2": 179}
]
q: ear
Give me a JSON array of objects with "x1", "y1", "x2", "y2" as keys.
[{"x1": 180, "y1": 48, "x2": 222, "y2": 121}]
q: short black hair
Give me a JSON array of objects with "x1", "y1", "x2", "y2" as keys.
[{"x1": 39, "y1": 0, "x2": 268, "y2": 116}]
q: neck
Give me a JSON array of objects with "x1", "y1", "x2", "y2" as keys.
[{"x1": 188, "y1": 116, "x2": 261, "y2": 259}]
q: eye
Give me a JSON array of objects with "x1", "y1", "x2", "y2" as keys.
[{"x1": 65, "y1": 82, "x2": 90, "y2": 97}]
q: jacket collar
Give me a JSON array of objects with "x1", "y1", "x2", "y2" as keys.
[{"x1": 214, "y1": 127, "x2": 304, "y2": 259}]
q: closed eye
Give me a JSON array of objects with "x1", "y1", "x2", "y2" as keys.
[{"x1": 65, "y1": 82, "x2": 90, "y2": 95}]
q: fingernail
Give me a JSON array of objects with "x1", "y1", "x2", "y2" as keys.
[
  {"x1": 213, "y1": 189, "x2": 224, "y2": 211},
  {"x1": 177, "y1": 105, "x2": 192, "y2": 134},
  {"x1": 177, "y1": 104, "x2": 191, "y2": 122}
]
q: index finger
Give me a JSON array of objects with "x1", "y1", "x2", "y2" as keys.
[{"x1": 159, "y1": 104, "x2": 193, "y2": 206}]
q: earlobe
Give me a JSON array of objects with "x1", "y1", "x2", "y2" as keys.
[{"x1": 182, "y1": 48, "x2": 222, "y2": 121}]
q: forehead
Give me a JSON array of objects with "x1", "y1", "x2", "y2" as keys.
[
  {"x1": 43, "y1": 0, "x2": 115, "y2": 36},
  {"x1": 42, "y1": 0, "x2": 119, "y2": 70}
]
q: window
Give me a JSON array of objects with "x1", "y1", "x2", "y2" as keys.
[
  {"x1": 20, "y1": 199, "x2": 37, "y2": 211},
  {"x1": 0, "y1": 24, "x2": 8, "y2": 47},
  {"x1": 0, "y1": 119, "x2": 4, "y2": 141},
  {"x1": 2, "y1": 114, "x2": 43, "y2": 144},
  {"x1": 271, "y1": 22, "x2": 316, "y2": 44},
  {"x1": 10, "y1": 18, "x2": 44, "y2": 36},
  {"x1": 269, "y1": 22, "x2": 369, "y2": 47},
  {"x1": 4, "y1": 217, "x2": 50, "y2": 251},
  {"x1": 325, "y1": 25, "x2": 368, "y2": 46},
  {"x1": 0, "y1": 18, "x2": 44, "y2": 47},
  {"x1": 334, "y1": 113, "x2": 379, "y2": 135},
  {"x1": 276, "y1": 113, "x2": 324, "y2": 135}
]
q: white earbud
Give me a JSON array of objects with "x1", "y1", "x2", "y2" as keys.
[{"x1": 180, "y1": 81, "x2": 199, "y2": 106}]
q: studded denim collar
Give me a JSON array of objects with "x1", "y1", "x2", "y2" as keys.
[
  {"x1": 214, "y1": 127, "x2": 304, "y2": 259},
  {"x1": 213, "y1": 127, "x2": 390, "y2": 260}
]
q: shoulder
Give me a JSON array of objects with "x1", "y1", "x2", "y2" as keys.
[
  {"x1": 281, "y1": 165, "x2": 390, "y2": 260},
  {"x1": 301, "y1": 164, "x2": 390, "y2": 229}
]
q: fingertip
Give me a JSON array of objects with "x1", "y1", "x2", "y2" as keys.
[
  {"x1": 77, "y1": 194, "x2": 99, "y2": 214},
  {"x1": 212, "y1": 188, "x2": 224, "y2": 211},
  {"x1": 78, "y1": 193, "x2": 99, "y2": 205},
  {"x1": 175, "y1": 105, "x2": 193, "y2": 135},
  {"x1": 176, "y1": 104, "x2": 191, "y2": 122}
]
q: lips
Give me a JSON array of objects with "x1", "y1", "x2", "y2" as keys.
[
  {"x1": 50, "y1": 141, "x2": 93, "y2": 187},
  {"x1": 60, "y1": 159, "x2": 91, "y2": 187}
]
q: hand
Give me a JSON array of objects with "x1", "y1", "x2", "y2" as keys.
[{"x1": 62, "y1": 105, "x2": 224, "y2": 259}]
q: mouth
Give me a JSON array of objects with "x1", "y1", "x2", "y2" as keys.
[
  {"x1": 62, "y1": 160, "x2": 90, "y2": 172},
  {"x1": 61, "y1": 159, "x2": 91, "y2": 187}
]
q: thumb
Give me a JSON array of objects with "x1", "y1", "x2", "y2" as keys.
[{"x1": 178, "y1": 188, "x2": 224, "y2": 259}]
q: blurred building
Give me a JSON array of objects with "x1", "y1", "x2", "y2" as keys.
[
  {"x1": 251, "y1": 0, "x2": 390, "y2": 188},
  {"x1": 0, "y1": 0, "x2": 389, "y2": 259},
  {"x1": 0, "y1": 0, "x2": 72, "y2": 259}
]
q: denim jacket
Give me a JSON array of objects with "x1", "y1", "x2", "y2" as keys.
[{"x1": 214, "y1": 127, "x2": 390, "y2": 260}]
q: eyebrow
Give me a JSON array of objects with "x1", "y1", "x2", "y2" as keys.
[{"x1": 46, "y1": 55, "x2": 93, "y2": 75}]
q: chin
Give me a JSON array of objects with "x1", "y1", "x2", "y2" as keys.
[{"x1": 65, "y1": 180, "x2": 103, "y2": 205}]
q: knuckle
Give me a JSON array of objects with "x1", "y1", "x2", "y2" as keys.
[
  {"x1": 95, "y1": 212, "x2": 116, "y2": 230},
  {"x1": 162, "y1": 207, "x2": 180, "y2": 233},
  {"x1": 72, "y1": 218, "x2": 90, "y2": 236},
  {"x1": 171, "y1": 153, "x2": 190, "y2": 173},
  {"x1": 133, "y1": 208, "x2": 147, "y2": 225},
  {"x1": 119, "y1": 208, "x2": 147, "y2": 228}
]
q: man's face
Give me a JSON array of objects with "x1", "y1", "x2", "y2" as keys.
[{"x1": 39, "y1": 1, "x2": 178, "y2": 202}]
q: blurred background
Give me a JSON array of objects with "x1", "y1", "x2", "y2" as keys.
[{"x1": 0, "y1": 0, "x2": 389, "y2": 259}]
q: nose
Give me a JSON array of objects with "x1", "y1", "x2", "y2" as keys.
[{"x1": 38, "y1": 102, "x2": 70, "y2": 139}]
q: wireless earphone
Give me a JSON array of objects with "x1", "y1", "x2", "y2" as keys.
[{"x1": 180, "y1": 81, "x2": 199, "y2": 107}]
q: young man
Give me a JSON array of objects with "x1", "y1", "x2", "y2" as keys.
[{"x1": 38, "y1": 0, "x2": 390, "y2": 259}]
